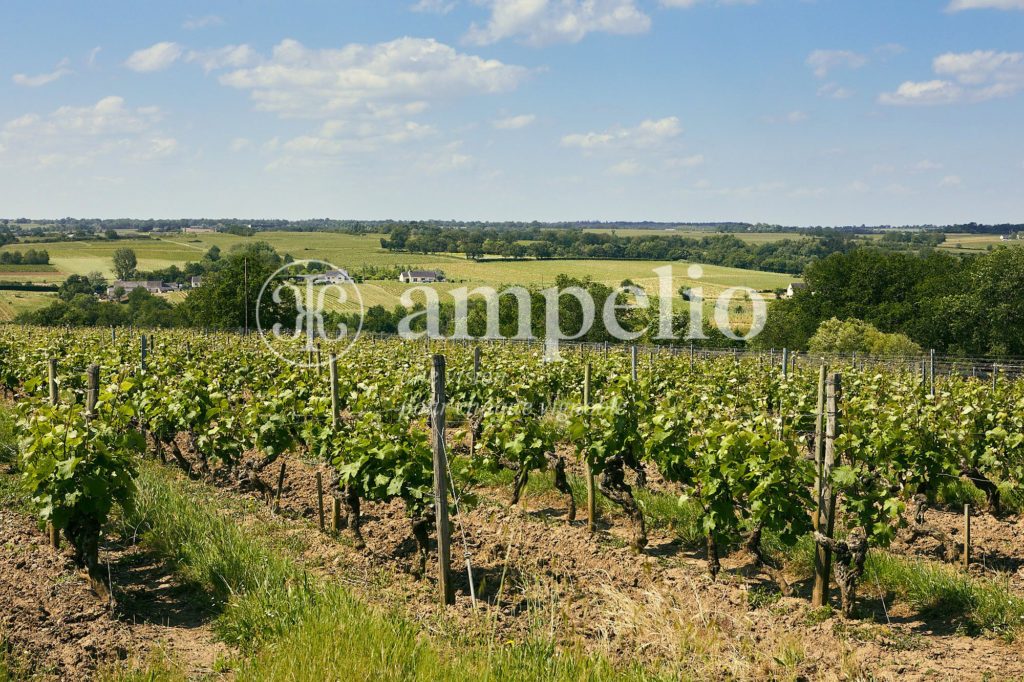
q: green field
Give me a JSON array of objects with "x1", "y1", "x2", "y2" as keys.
[
  {"x1": 938, "y1": 233, "x2": 1016, "y2": 253},
  {"x1": 0, "y1": 291, "x2": 57, "y2": 321},
  {"x1": 0, "y1": 231, "x2": 797, "y2": 320},
  {"x1": 581, "y1": 228, "x2": 807, "y2": 243}
]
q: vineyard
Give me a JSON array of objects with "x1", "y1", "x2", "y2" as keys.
[{"x1": 2, "y1": 326, "x2": 1024, "y2": 680}]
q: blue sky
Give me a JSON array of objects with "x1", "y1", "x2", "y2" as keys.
[{"x1": 1, "y1": 0, "x2": 1022, "y2": 225}]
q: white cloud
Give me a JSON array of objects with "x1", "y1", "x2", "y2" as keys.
[
  {"x1": 219, "y1": 38, "x2": 528, "y2": 119},
  {"x1": 464, "y1": 0, "x2": 650, "y2": 46},
  {"x1": 939, "y1": 174, "x2": 963, "y2": 187},
  {"x1": 492, "y1": 113, "x2": 536, "y2": 129},
  {"x1": 607, "y1": 159, "x2": 641, "y2": 175},
  {"x1": 817, "y1": 82, "x2": 854, "y2": 99},
  {"x1": 913, "y1": 159, "x2": 944, "y2": 171},
  {"x1": 125, "y1": 42, "x2": 184, "y2": 72},
  {"x1": 230, "y1": 138, "x2": 254, "y2": 152},
  {"x1": 561, "y1": 116, "x2": 682, "y2": 150},
  {"x1": 806, "y1": 49, "x2": 867, "y2": 78},
  {"x1": 186, "y1": 45, "x2": 258, "y2": 72},
  {"x1": 411, "y1": 0, "x2": 457, "y2": 13},
  {"x1": 880, "y1": 50, "x2": 1024, "y2": 105},
  {"x1": 12, "y1": 58, "x2": 73, "y2": 87},
  {"x1": 183, "y1": 15, "x2": 225, "y2": 29},
  {"x1": 947, "y1": 0, "x2": 1024, "y2": 10},
  {"x1": 420, "y1": 142, "x2": 475, "y2": 173},
  {"x1": 0, "y1": 96, "x2": 173, "y2": 167},
  {"x1": 660, "y1": 0, "x2": 759, "y2": 7},
  {"x1": 87, "y1": 47, "x2": 102, "y2": 67}
]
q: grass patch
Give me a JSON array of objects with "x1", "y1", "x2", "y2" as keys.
[
  {"x1": 934, "y1": 478, "x2": 987, "y2": 509},
  {"x1": 636, "y1": 489, "x2": 703, "y2": 546},
  {"x1": 124, "y1": 464, "x2": 673, "y2": 681},
  {"x1": 864, "y1": 552, "x2": 1024, "y2": 639}
]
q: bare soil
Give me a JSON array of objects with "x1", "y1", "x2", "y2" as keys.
[{"x1": 0, "y1": 508, "x2": 230, "y2": 680}]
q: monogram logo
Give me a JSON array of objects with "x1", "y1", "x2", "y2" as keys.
[{"x1": 256, "y1": 259, "x2": 363, "y2": 366}]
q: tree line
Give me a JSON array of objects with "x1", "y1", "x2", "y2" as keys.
[{"x1": 0, "y1": 249, "x2": 50, "y2": 265}]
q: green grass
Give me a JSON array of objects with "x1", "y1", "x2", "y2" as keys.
[
  {"x1": 123, "y1": 464, "x2": 673, "y2": 681},
  {"x1": 863, "y1": 553, "x2": 1024, "y2": 639},
  {"x1": 0, "y1": 264, "x2": 56, "y2": 273},
  {"x1": 0, "y1": 231, "x2": 794, "y2": 321},
  {"x1": 0, "y1": 291, "x2": 56, "y2": 321}
]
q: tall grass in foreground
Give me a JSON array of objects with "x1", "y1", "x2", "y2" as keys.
[{"x1": 125, "y1": 465, "x2": 671, "y2": 681}]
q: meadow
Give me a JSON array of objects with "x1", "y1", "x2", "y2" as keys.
[{"x1": 0, "y1": 231, "x2": 796, "y2": 319}]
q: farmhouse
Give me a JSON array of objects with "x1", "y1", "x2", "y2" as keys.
[
  {"x1": 399, "y1": 270, "x2": 444, "y2": 284},
  {"x1": 105, "y1": 280, "x2": 176, "y2": 299},
  {"x1": 190, "y1": 275, "x2": 203, "y2": 288},
  {"x1": 784, "y1": 282, "x2": 808, "y2": 298},
  {"x1": 313, "y1": 269, "x2": 353, "y2": 285}
]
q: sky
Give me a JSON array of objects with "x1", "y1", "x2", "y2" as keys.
[{"x1": 0, "y1": 0, "x2": 1022, "y2": 226}]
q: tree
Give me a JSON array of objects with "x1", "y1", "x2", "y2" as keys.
[
  {"x1": 808, "y1": 318, "x2": 921, "y2": 356},
  {"x1": 178, "y1": 242, "x2": 297, "y2": 330},
  {"x1": 112, "y1": 248, "x2": 138, "y2": 280}
]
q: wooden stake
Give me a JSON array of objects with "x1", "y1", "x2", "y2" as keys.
[
  {"x1": 48, "y1": 522, "x2": 59, "y2": 550},
  {"x1": 963, "y1": 504, "x2": 971, "y2": 569},
  {"x1": 782, "y1": 348, "x2": 789, "y2": 380},
  {"x1": 86, "y1": 364, "x2": 99, "y2": 417},
  {"x1": 47, "y1": 357, "x2": 58, "y2": 405},
  {"x1": 929, "y1": 349, "x2": 936, "y2": 397},
  {"x1": 584, "y1": 362, "x2": 596, "y2": 534},
  {"x1": 812, "y1": 364, "x2": 827, "y2": 530},
  {"x1": 630, "y1": 345, "x2": 638, "y2": 382},
  {"x1": 331, "y1": 497, "x2": 341, "y2": 532},
  {"x1": 812, "y1": 372, "x2": 841, "y2": 608},
  {"x1": 329, "y1": 354, "x2": 339, "y2": 430},
  {"x1": 473, "y1": 345, "x2": 481, "y2": 382},
  {"x1": 273, "y1": 461, "x2": 287, "y2": 513},
  {"x1": 431, "y1": 354, "x2": 454, "y2": 606},
  {"x1": 316, "y1": 472, "x2": 325, "y2": 531},
  {"x1": 140, "y1": 334, "x2": 148, "y2": 374}
]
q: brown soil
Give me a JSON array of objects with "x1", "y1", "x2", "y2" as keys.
[
  {"x1": 220, "y1": 445, "x2": 1024, "y2": 681},
  {"x1": 0, "y1": 508, "x2": 230, "y2": 680}
]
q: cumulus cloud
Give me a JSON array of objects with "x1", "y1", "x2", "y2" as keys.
[
  {"x1": 0, "y1": 96, "x2": 175, "y2": 167},
  {"x1": 947, "y1": 0, "x2": 1024, "y2": 10},
  {"x1": 218, "y1": 38, "x2": 528, "y2": 119},
  {"x1": 880, "y1": 50, "x2": 1024, "y2": 104},
  {"x1": 186, "y1": 45, "x2": 258, "y2": 72},
  {"x1": 12, "y1": 58, "x2": 73, "y2": 87},
  {"x1": 125, "y1": 42, "x2": 184, "y2": 72},
  {"x1": 561, "y1": 116, "x2": 682, "y2": 150},
  {"x1": 660, "y1": 0, "x2": 759, "y2": 7},
  {"x1": 806, "y1": 49, "x2": 868, "y2": 78},
  {"x1": 464, "y1": 0, "x2": 651, "y2": 47},
  {"x1": 492, "y1": 113, "x2": 536, "y2": 129}
]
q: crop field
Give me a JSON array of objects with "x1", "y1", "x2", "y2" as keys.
[
  {"x1": 1, "y1": 327, "x2": 1023, "y2": 680},
  {"x1": 939, "y1": 233, "x2": 1016, "y2": 253},
  {"x1": 0, "y1": 232, "x2": 795, "y2": 320},
  {"x1": 0, "y1": 291, "x2": 56, "y2": 321},
  {"x1": 581, "y1": 228, "x2": 809, "y2": 243}
]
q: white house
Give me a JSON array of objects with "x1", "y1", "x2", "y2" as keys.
[
  {"x1": 106, "y1": 280, "x2": 174, "y2": 299},
  {"x1": 784, "y1": 282, "x2": 808, "y2": 298},
  {"x1": 399, "y1": 270, "x2": 444, "y2": 284},
  {"x1": 313, "y1": 269, "x2": 353, "y2": 285},
  {"x1": 190, "y1": 275, "x2": 203, "y2": 288}
]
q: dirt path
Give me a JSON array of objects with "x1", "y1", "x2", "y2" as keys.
[{"x1": 0, "y1": 508, "x2": 230, "y2": 680}]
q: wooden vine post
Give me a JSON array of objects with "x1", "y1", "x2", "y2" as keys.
[
  {"x1": 630, "y1": 345, "x2": 638, "y2": 383},
  {"x1": 328, "y1": 354, "x2": 339, "y2": 430},
  {"x1": 273, "y1": 461, "x2": 287, "y2": 513},
  {"x1": 431, "y1": 354, "x2": 454, "y2": 606},
  {"x1": 47, "y1": 358, "x2": 58, "y2": 405},
  {"x1": 584, "y1": 363, "x2": 597, "y2": 533},
  {"x1": 46, "y1": 357, "x2": 59, "y2": 549},
  {"x1": 85, "y1": 364, "x2": 99, "y2": 418},
  {"x1": 812, "y1": 372, "x2": 841, "y2": 608},
  {"x1": 140, "y1": 334, "x2": 148, "y2": 374},
  {"x1": 929, "y1": 349, "x2": 936, "y2": 397},
  {"x1": 812, "y1": 364, "x2": 827, "y2": 529},
  {"x1": 316, "y1": 471, "x2": 325, "y2": 531},
  {"x1": 782, "y1": 348, "x2": 789, "y2": 380},
  {"x1": 963, "y1": 504, "x2": 971, "y2": 569},
  {"x1": 473, "y1": 345, "x2": 481, "y2": 382}
]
